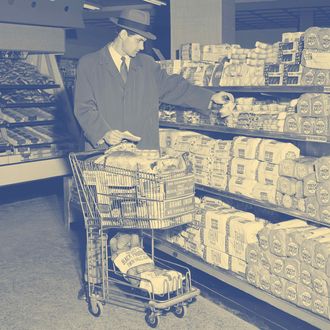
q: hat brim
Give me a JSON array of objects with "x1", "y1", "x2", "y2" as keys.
[{"x1": 110, "y1": 17, "x2": 156, "y2": 40}]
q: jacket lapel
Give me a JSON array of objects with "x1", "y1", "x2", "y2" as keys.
[{"x1": 99, "y1": 46, "x2": 125, "y2": 89}]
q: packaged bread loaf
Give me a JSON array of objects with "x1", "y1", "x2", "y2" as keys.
[
  {"x1": 315, "y1": 157, "x2": 330, "y2": 182},
  {"x1": 305, "y1": 196, "x2": 320, "y2": 219},
  {"x1": 282, "y1": 194, "x2": 298, "y2": 210},
  {"x1": 210, "y1": 157, "x2": 230, "y2": 175},
  {"x1": 312, "y1": 269, "x2": 330, "y2": 297},
  {"x1": 297, "y1": 93, "x2": 312, "y2": 116},
  {"x1": 287, "y1": 227, "x2": 329, "y2": 259},
  {"x1": 257, "y1": 162, "x2": 279, "y2": 185},
  {"x1": 209, "y1": 173, "x2": 228, "y2": 190},
  {"x1": 320, "y1": 205, "x2": 330, "y2": 224},
  {"x1": 312, "y1": 294, "x2": 329, "y2": 318},
  {"x1": 257, "y1": 225, "x2": 272, "y2": 251},
  {"x1": 279, "y1": 159, "x2": 296, "y2": 177},
  {"x1": 269, "y1": 254, "x2": 286, "y2": 277},
  {"x1": 284, "y1": 258, "x2": 301, "y2": 284},
  {"x1": 246, "y1": 243, "x2": 260, "y2": 265},
  {"x1": 300, "y1": 234, "x2": 330, "y2": 265},
  {"x1": 276, "y1": 191, "x2": 284, "y2": 206},
  {"x1": 314, "y1": 242, "x2": 330, "y2": 276},
  {"x1": 230, "y1": 158, "x2": 259, "y2": 180},
  {"x1": 295, "y1": 180, "x2": 304, "y2": 199},
  {"x1": 316, "y1": 180, "x2": 330, "y2": 205},
  {"x1": 252, "y1": 183, "x2": 277, "y2": 204},
  {"x1": 297, "y1": 198, "x2": 306, "y2": 212},
  {"x1": 300, "y1": 117, "x2": 315, "y2": 135},
  {"x1": 301, "y1": 262, "x2": 314, "y2": 289},
  {"x1": 269, "y1": 222, "x2": 309, "y2": 257},
  {"x1": 204, "y1": 208, "x2": 255, "y2": 232},
  {"x1": 228, "y1": 217, "x2": 265, "y2": 244},
  {"x1": 260, "y1": 250, "x2": 272, "y2": 272},
  {"x1": 297, "y1": 284, "x2": 314, "y2": 311},
  {"x1": 202, "y1": 229, "x2": 227, "y2": 252},
  {"x1": 213, "y1": 140, "x2": 232, "y2": 158},
  {"x1": 283, "y1": 114, "x2": 300, "y2": 133},
  {"x1": 315, "y1": 116, "x2": 330, "y2": 136},
  {"x1": 228, "y1": 176, "x2": 258, "y2": 198},
  {"x1": 284, "y1": 280, "x2": 298, "y2": 305},
  {"x1": 246, "y1": 264, "x2": 261, "y2": 288},
  {"x1": 277, "y1": 176, "x2": 298, "y2": 196},
  {"x1": 230, "y1": 256, "x2": 247, "y2": 277},
  {"x1": 303, "y1": 173, "x2": 317, "y2": 197},
  {"x1": 259, "y1": 268, "x2": 272, "y2": 293},
  {"x1": 270, "y1": 274, "x2": 286, "y2": 299},
  {"x1": 204, "y1": 246, "x2": 230, "y2": 270},
  {"x1": 294, "y1": 157, "x2": 316, "y2": 180},
  {"x1": 232, "y1": 136, "x2": 262, "y2": 159},
  {"x1": 257, "y1": 139, "x2": 300, "y2": 164}
]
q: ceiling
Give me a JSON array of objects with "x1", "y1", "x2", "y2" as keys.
[{"x1": 82, "y1": 0, "x2": 330, "y2": 30}]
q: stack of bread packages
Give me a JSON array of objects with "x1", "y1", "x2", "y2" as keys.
[
  {"x1": 189, "y1": 136, "x2": 232, "y2": 191},
  {"x1": 302, "y1": 27, "x2": 330, "y2": 86},
  {"x1": 228, "y1": 137, "x2": 300, "y2": 206},
  {"x1": 284, "y1": 93, "x2": 330, "y2": 138},
  {"x1": 246, "y1": 219, "x2": 330, "y2": 319},
  {"x1": 162, "y1": 195, "x2": 268, "y2": 277},
  {"x1": 220, "y1": 42, "x2": 279, "y2": 86},
  {"x1": 202, "y1": 197, "x2": 267, "y2": 276},
  {"x1": 226, "y1": 96, "x2": 292, "y2": 133},
  {"x1": 276, "y1": 156, "x2": 330, "y2": 224},
  {"x1": 264, "y1": 32, "x2": 304, "y2": 86}
]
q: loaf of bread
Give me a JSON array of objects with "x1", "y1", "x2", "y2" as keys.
[
  {"x1": 284, "y1": 280, "x2": 298, "y2": 305},
  {"x1": 270, "y1": 274, "x2": 286, "y2": 299},
  {"x1": 230, "y1": 158, "x2": 259, "y2": 180},
  {"x1": 259, "y1": 267, "x2": 272, "y2": 293},
  {"x1": 305, "y1": 197, "x2": 320, "y2": 219},
  {"x1": 230, "y1": 256, "x2": 247, "y2": 277},
  {"x1": 312, "y1": 269, "x2": 330, "y2": 297},
  {"x1": 246, "y1": 264, "x2": 261, "y2": 288},
  {"x1": 277, "y1": 176, "x2": 298, "y2": 196},
  {"x1": 312, "y1": 293, "x2": 329, "y2": 318},
  {"x1": 284, "y1": 258, "x2": 301, "y2": 284},
  {"x1": 228, "y1": 176, "x2": 257, "y2": 198},
  {"x1": 257, "y1": 162, "x2": 279, "y2": 185},
  {"x1": 294, "y1": 157, "x2": 317, "y2": 180},
  {"x1": 300, "y1": 234, "x2": 330, "y2": 265},
  {"x1": 252, "y1": 183, "x2": 277, "y2": 204},
  {"x1": 279, "y1": 159, "x2": 296, "y2": 177},
  {"x1": 315, "y1": 157, "x2": 330, "y2": 182},
  {"x1": 245, "y1": 243, "x2": 260, "y2": 265},
  {"x1": 316, "y1": 180, "x2": 330, "y2": 205},
  {"x1": 303, "y1": 173, "x2": 318, "y2": 197},
  {"x1": 297, "y1": 284, "x2": 314, "y2": 311},
  {"x1": 232, "y1": 136, "x2": 262, "y2": 159},
  {"x1": 204, "y1": 246, "x2": 230, "y2": 269}
]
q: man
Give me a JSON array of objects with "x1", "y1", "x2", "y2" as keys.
[
  {"x1": 74, "y1": 8, "x2": 228, "y2": 300},
  {"x1": 74, "y1": 8, "x2": 228, "y2": 150}
]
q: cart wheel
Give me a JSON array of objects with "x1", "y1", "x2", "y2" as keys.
[
  {"x1": 88, "y1": 299, "x2": 103, "y2": 317},
  {"x1": 145, "y1": 310, "x2": 159, "y2": 328},
  {"x1": 173, "y1": 304, "x2": 187, "y2": 318},
  {"x1": 187, "y1": 297, "x2": 196, "y2": 304}
]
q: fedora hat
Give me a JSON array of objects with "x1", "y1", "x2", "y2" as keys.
[{"x1": 110, "y1": 9, "x2": 156, "y2": 40}]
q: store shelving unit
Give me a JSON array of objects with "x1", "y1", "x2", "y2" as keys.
[
  {"x1": 158, "y1": 85, "x2": 330, "y2": 328},
  {"x1": 150, "y1": 235, "x2": 330, "y2": 330},
  {"x1": 195, "y1": 184, "x2": 329, "y2": 227},
  {"x1": 159, "y1": 121, "x2": 330, "y2": 143}
]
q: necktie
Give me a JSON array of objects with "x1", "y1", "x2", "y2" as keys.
[{"x1": 120, "y1": 56, "x2": 128, "y2": 83}]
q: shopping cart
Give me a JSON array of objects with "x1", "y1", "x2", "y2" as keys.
[{"x1": 69, "y1": 146, "x2": 200, "y2": 328}]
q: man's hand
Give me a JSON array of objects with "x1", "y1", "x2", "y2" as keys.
[
  {"x1": 210, "y1": 91, "x2": 235, "y2": 118},
  {"x1": 211, "y1": 91, "x2": 234, "y2": 105},
  {"x1": 102, "y1": 130, "x2": 141, "y2": 145}
]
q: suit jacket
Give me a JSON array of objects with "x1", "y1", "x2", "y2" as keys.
[{"x1": 74, "y1": 46, "x2": 214, "y2": 150}]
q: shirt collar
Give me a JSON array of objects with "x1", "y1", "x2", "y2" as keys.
[{"x1": 108, "y1": 43, "x2": 130, "y2": 71}]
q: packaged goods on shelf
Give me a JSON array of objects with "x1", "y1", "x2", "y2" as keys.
[
  {"x1": 232, "y1": 136, "x2": 261, "y2": 159},
  {"x1": 0, "y1": 106, "x2": 55, "y2": 123},
  {"x1": 297, "y1": 283, "x2": 314, "y2": 311},
  {"x1": 270, "y1": 274, "x2": 286, "y2": 299},
  {"x1": 204, "y1": 246, "x2": 230, "y2": 270},
  {"x1": 230, "y1": 256, "x2": 247, "y2": 277},
  {"x1": 312, "y1": 293, "x2": 329, "y2": 318},
  {"x1": 228, "y1": 176, "x2": 257, "y2": 198},
  {"x1": 304, "y1": 27, "x2": 330, "y2": 51},
  {"x1": 257, "y1": 162, "x2": 280, "y2": 185},
  {"x1": 229, "y1": 157, "x2": 259, "y2": 179},
  {"x1": 181, "y1": 43, "x2": 201, "y2": 61},
  {"x1": 284, "y1": 280, "x2": 299, "y2": 304},
  {"x1": 252, "y1": 183, "x2": 277, "y2": 204},
  {"x1": 314, "y1": 242, "x2": 330, "y2": 275},
  {"x1": 0, "y1": 59, "x2": 55, "y2": 85},
  {"x1": 300, "y1": 234, "x2": 330, "y2": 266},
  {"x1": 315, "y1": 156, "x2": 330, "y2": 182},
  {"x1": 246, "y1": 243, "x2": 260, "y2": 265},
  {"x1": 246, "y1": 264, "x2": 261, "y2": 287},
  {"x1": 0, "y1": 89, "x2": 55, "y2": 105},
  {"x1": 284, "y1": 258, "x2": 301, "y2": 284}
]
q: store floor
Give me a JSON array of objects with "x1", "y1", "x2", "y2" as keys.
[{"x1": 0, "y1": 178, "x2": 316, "y2": 330}]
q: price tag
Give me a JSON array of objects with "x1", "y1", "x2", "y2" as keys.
[{"x1": 305, "y1": 135, "x2": 328, "y2": 143}]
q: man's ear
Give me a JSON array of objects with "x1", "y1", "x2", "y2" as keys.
[{"x1": 119, "y1": 29, "x2": 128, "y2": 40}]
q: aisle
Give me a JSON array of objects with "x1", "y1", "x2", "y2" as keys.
[{"x1": 0, "y1": 183, "x2": 259, "y2": 330}]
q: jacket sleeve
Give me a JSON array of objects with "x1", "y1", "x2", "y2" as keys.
[
  {"x1": 152, "y1": 61, "x2": 215, "y2": 115},
  {"x1": 74, "y1": 59, "x2": 111, "y2": 147}
]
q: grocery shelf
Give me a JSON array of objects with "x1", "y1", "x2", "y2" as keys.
[
  {"x1": 0, "y1": 84, "x2": 60, "y2": 90},
  {"x1": 0, "y1": 157, "x2": 70, "y2": 186},
  {"x1": 2, "y1": 102, "x2": 56, "y2": 108},
  {"x1": 151, "y1": 236, "x2": 330, "y2": 330},
  {"x1": 0, "y1": 120, "x2": 56, "y2": 128},
  {"x1": 195, "y1": 184, "x2": 329, "y2": 227},
  {"x1": 159, "y1": 121, "x2": 330, "y2": 144},
  {"x1": 204, "y1": 86, "x2": 330, "y2": 94}
]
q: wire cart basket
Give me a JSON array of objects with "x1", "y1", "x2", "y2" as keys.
[{"x1": 69, "y1": 147, "x2": 200, "y2": 328}]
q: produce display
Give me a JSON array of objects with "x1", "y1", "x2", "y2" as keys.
[
  {"x1": 160, "y1": 129, "x2": 330, "y2": 224},
  {"x1": 247, "y1": 219, "x2": 330, "y2": 319},
  {"x1": 159, "y1": 27, "x2": 330, "y2": 87}
]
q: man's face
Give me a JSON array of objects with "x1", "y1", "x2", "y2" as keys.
[{"x1": 121, "y1": 31, "x2": 146, "y2": 57}]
